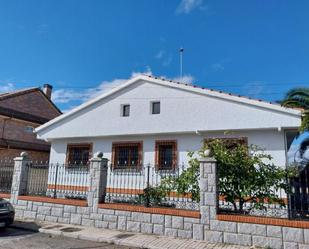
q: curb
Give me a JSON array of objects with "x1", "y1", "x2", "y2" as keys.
[
  {"x1": 10, "y1": 221, "x2": 41, "y2": 232},
  {"x1": 39, "y1": 227, "x2": 143, "y2": 248}
]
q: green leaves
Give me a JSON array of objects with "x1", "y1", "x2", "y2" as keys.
[
  {"x1": 208, "y1": 139, "x2": 295, "y2": 212},
  {"x1": 141, "y1": 138, "x2": 296, "y2": 213},
  {"x1": 281, "y1": 87, "x2": 309, "y2": 132}
]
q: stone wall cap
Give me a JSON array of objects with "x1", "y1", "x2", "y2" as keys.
[
  {"x1": 14, "y1": 151, "x2": 30, "y2": 161},
  {"x1": 199, "y1": 157, "x2": 217, "y2": 162}
]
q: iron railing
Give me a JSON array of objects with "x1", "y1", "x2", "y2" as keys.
[
  {"x1": 104, "y1": 164, "x2": 199, "y2": 210},
  {"x1": 0, "y1": 160, "x2": 14, "y2": 194},
  {"x1": 217, "y1": 164, "x2": 309, "y2": 220},
  {"x1": 24, "y1": 162, "x2": 49, "y2": 197},
  {"x1": 23, "y1": 162, "x2": 89, "y2": 199},
  {"x1": 288, "y1": 165, "x2": 309, "y2": 220},
  {"x1": 218, "y1": 188, "x2": 288, "y2": 218}
]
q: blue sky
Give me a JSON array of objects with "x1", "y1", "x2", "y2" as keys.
[{"x1": 0, "y1": 0, "x2": 308, "y2": 111}]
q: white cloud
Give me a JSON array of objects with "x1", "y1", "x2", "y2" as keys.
[
  {"x1": 155, "y1": 50, "x2": 165, "y2": 59},
  {"x1": 211, "y1": 63, "x2": 224, "y2": 72},
  {"x1": 172, "y1": 74, "x2": 194, "y2": 84},
  {"x1": 37, "y1": 23, "x2": 48, "y2": 35},
  {"x1": 155, "y1": 50, "x2": 173, "y2": 67},
  {"x1": 162, "y1": 55, "x2": 173, "y2": 67},
  {"x1": 52, "y1": 67, "x2": 196, "y2": 113},
  {"x1": 243, "y1": 81, "x2": 266, "y2": 97},
  {"x1": 0, "y1": 82, "x2": 15, "y2": 93},
  {"x1": 176, "y1": 0, "x2": 204, "y2": 14},
  {"x1": 52, "y1": 67, "x2": 153, "y2": 105}
]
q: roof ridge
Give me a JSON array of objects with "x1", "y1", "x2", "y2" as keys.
[
  {"x1": 141, "y1": 74, "x2": 276, "y2": 106},
  {"x1": 0, "y1": 87, "x2": 39, "y2": 99}
]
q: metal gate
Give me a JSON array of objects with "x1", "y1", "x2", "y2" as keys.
[
  {"x1": 289, "y1": 165, "x2": 309, "y2": 219},
  {"x1": 0, "y1": 160, "x2": 14, "y2": 194}
]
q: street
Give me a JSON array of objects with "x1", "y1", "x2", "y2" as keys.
[{"x1": 0, "y1": 227, "x2": 137, "y2": 249}]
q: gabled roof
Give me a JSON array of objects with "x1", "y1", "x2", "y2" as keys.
[
  {"x1": 35, "y1": 74, "x2": 301, "y2": 133},
  {"x1": 0, "y1": 87, "x2": 38, "y2": 100},
  {"x1": 0, "y1": 87, "x2": 62, "y2": 114}
]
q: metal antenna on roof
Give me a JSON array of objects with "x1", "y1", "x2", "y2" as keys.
[{"x1": 179, "y1": 47, "x2": 184, "y2": 80}]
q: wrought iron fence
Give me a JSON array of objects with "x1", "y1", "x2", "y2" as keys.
[
  {"x1": 104, "y1": 164, "x2": 199, "y2": 210},
  {"x1": 218, "y1": 188, "x2": 288, "y2": 218},
  {"x1": 0, "y1": 160, "x2": 14, "y2": 194},
  {"x1": 216, "y1": 164, "x2": 309, "y2": 220},
  {"x1": 288, "y1": 165, "x2": 309, "y2": 220},
  {"x1": 23, "y1": 162, "x2": 89, "y2": 199},
  {"x1": 24, "y1": 162, "x2": 49, "y2": 196}
]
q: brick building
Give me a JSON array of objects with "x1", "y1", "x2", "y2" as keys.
[{"x1": 0, "y1": 84, "x2": 61, "y2": 162}]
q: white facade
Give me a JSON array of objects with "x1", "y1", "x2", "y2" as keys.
[
  {"x1": 48, "y1": 130, "x2": 287, "y2": 167},
  {"x1": 36, "y1": 75, "x2": 301, "y2": 167}
]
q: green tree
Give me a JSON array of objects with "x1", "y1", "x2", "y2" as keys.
[
  {"x1": 209, "y1": 139, "x2": 296, "y2": 213},
  {"x1": 160, "y1": 151, "x2": 201, "y2": 202},
  {"x1": 158, "y1": 139, "x2": 296, "y2": 213},
  {"x1": 281, "y1": 87, "x2": 309, "y2": 132}
]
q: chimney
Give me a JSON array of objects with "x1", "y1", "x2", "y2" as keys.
[{"x1": 43, "y1": 84, "x2": 53, "y2": 99}]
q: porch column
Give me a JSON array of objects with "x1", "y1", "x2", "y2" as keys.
[
  {"x1": 10, "y1": 152, "x2": 31, "y2": 205},
  {"x1": 88, "y1": 152, "x2": 108, "y2": 212},
  {"x1": 199, "y1": 157, "x2": 218, "y2": 229}
]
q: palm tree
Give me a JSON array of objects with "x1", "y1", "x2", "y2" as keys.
[{"x1": 281, "y1": 87, "x2": 309, "y2": 132}]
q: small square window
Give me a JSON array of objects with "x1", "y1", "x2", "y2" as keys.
[
  {"x1": 152, "y1": 102, "x2": 160, "y2": 114},
  {"x1": 25, "y1": 126, "x2": 34, "y2": 133},
  {"x1": 122, "y1": 105, "x2": 130, "y2": 117}
]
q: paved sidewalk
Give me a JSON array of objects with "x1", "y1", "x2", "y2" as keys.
[{"x1": 13, "y1": 220, "x2": 251, "y2": 249}]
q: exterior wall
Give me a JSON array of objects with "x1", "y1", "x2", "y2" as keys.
[
  {"x1": 37, "y1": 80, "x2": 300, "y2": 139},
  {"x1": 49, "y1": 129, "x2": 287, "y2": 168},
  {"x1": 0, "y1": 118, "x2": 48, "y2": 145},
  {"x1": 46, "y1": 129, "x2": 288, "y2": 197},
  {"x1": 0, "y1": 91, "x2": 60, "y2": 120},
  {"x1": 0, "y1": 117, "x2": 50, "y2": 161}
]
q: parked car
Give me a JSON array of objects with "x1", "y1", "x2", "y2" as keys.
[{"x1": 0, "y1": 198, "x2": 15, "y2": 228}]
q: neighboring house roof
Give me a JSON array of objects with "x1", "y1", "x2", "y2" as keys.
[
  {"x1": 0, "y1": 87, "x2": 37, "y2": 99},
  {"x1": 0, "y1": 87, "x2": 62, "y2": 115}
]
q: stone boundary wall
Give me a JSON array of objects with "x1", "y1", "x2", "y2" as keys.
[
  {"x1": 8, "y1": 153, "x2": 309, "y2": 249},
  {"x1": 14, "y1": 198, "x2": 203, "y2": 240},
  {"x1": 200, "y1": 158, "x2": 309, "y2": 249}
]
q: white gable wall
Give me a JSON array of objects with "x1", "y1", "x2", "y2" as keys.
[{"x1": 37, "y1": 80, "x2": 300, "y2": 140}]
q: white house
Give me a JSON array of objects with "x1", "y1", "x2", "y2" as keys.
[
  {"x1": 36, "y1": 74, "x2": 301, "y2": 166},
  {"x1": 34, "y1": 75, "x2": 301, "y2": 201}
]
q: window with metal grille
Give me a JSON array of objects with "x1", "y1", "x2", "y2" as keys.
[
  {"x1": 122, "y1": 104, "x2": 130, "y2": 117},
  {"x1": 151, "y1": 101, "x2": 160, "y2": 114},
  {"x1": 155, "y1": 140, "x2": 177, "y2": 170},
  {"x1": 112, "y1": 142, "x2": 142, "y2": 168},
  {"x1": 66, "y1": 144, "x2": 92, "y2": 165}
]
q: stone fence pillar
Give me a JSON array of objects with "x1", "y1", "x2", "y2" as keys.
[
  {"x1": 199, "y1": 157, "x2": 218, "y2": 230},
  {"x1": 10, "y1": 152, "x2": 31, "y2": 205},
  {"x1": 88, "y1": 152, "x2": 108, "y2": 212}
]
